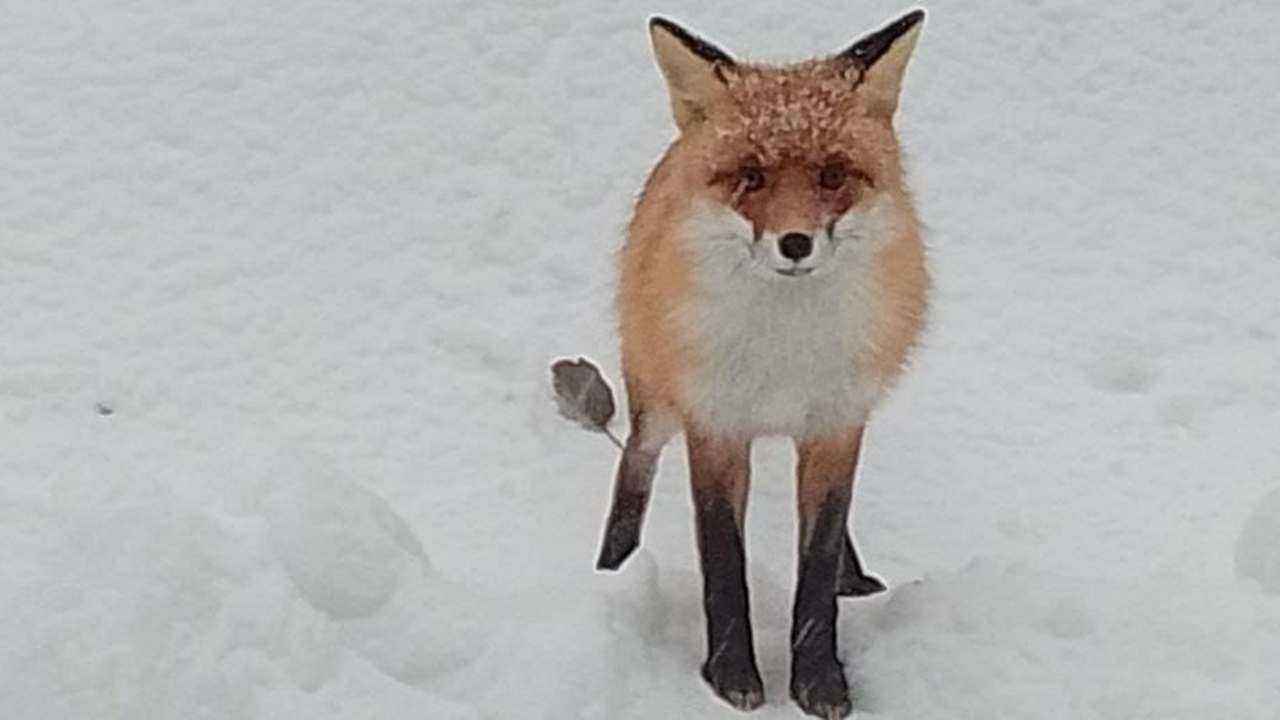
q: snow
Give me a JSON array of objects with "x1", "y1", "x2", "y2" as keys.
[
  {"x1": 2, "y1": 1, "x2": 1278, "y2": 718},
  {"x1": 1237, "y1": 488, "x2": 1280, "y2": 596}
]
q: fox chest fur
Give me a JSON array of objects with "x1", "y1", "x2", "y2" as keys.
[
  {"x1": 619, "y1": 176, "x2": 924, "y2": 442},
  {"x1": 669, "y1": 205, "x2": 895, "y2": 438}
]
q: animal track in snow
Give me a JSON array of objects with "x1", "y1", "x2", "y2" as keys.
[{"x1": 1085, "y1": 353, "x2": 1157, "y2": 395}]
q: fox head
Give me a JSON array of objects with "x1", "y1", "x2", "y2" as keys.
[{"x1": 648, "y1": 10, "x2": 924, "y2": 279}]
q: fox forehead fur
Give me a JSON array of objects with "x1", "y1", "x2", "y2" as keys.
[{"x1": 689, "y1": 62, "x2": 905, "y2": 189}]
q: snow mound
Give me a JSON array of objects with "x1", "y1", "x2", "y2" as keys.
[
  {"x1": 851, "y1": 559, "x2": 1280, "y2": 719},
  {"x1": 1235, "y1": 488, "x2": 1280, "y2": 595},
  {"x1": 0, "y1": 416, "x2": 683, "y2": 719},
  {"x1": 269, "y1": 476, "x2": 430, "y2": 619},
  {"x1": 0, "y1": 423, "x2": 486, "y2": 718}
]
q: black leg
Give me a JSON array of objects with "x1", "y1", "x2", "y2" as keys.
[
  {"x1": 695, "y1": 496, "x2": 765, "y2": 710},
  {"x1": 791, "y1": 428, "x2": 863, "y2": 719},
  {"x1": 596, "y1": 432, "x2": 660, "y2": 571},
  {"x1": 791, "y1": 496, "x2": 853, "y2": 719},
  {"x1": 836, "y1": 529, "x2": 887, "y2": 597},
  {"x1": 689, "y1": 431, "x2": 763, "y2": 711}
]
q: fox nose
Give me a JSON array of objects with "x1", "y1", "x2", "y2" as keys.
[{"x1": 778, "y1": 233, "x2": 813, "y2": 261}]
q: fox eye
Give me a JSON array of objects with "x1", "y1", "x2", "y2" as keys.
[
  {"x1": 737, "y1": 166, "x2": 765, "y2": 193},
  {"x1": 819, "y1": 163, "x2": 848, "y2": 191}
]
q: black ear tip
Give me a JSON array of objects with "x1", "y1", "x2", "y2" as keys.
[
  {"x1": 647, "y1": 16, "x2": 736, "y2": 66},
  {"x1": 649, "y1": 16, "x2": 672, "y2": 33},
  {"x1": 885, "y1": 8, "x2": 926, "y2": 36},
  {"x1": 840, "y1": 7, "x2": 927, "y2": 67},
  {"x1": 649, "y1": 16, "x2": 677, "y2": 33}
]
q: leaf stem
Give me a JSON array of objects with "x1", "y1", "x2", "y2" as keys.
[{"x1": 603, "y1": 426, "x2": 625, "y2": 450}]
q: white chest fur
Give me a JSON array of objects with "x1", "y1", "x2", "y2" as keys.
[{"x1": 672, "y1": 203, "x2": 896, "y2": 438}]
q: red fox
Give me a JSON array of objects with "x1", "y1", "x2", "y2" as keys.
[{"x1": 595, "y1": 9, "x2": 928, "y2": 718}]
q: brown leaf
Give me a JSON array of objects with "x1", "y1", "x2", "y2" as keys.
[{"x1": 551, "y1": 357, "x2": 618, "y2": 443}]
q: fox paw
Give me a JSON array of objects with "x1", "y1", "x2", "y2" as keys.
[
  {"x1": 837, "y1": 571, "x2": 887, "y2": 597},
  {"x1": 791, "y1": 661, "x2": 852, "y2": 719},
  {"x1": 702, "y1": 654, "x2": 765, "y2": 711},
  {"x1": 595, "y1": 520, "x2": 640, "y2": 571}
]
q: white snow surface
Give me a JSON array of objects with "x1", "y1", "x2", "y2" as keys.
[{"x1": 3, "y1": 1, "x2": 1279, "y2": 718}]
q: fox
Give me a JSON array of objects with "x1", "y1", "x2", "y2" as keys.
[{"x1": 593, "y1": 9, "x2": 929, "y2": 719}]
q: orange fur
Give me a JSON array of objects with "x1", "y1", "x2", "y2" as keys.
[
  {"x1": 685, "y1": 425, "x2": 753, "y2": 524},
  {"x1": 796, "y1": 426, "x2": 866, "y2": 539}
]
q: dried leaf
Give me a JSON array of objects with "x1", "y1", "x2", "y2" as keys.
[{"x1": 551, "y1": 357, "x2": 620, "y2": 447}]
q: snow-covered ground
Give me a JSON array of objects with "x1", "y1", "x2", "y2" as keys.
[{"x1": 2, "y1": 1, "x2": 1279, "y2": 718}]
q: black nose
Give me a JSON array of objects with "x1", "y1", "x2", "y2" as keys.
[{"x1": 778, "y1": 233, "x2": 813, "y2": 261}]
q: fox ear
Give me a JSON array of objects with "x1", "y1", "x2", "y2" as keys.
[
  {"x1": 838, "y1": 9, "x2": 925, "y2": 118},
  {"x1": 649, "y1": 17, "x2": 736, "y2": 131}
]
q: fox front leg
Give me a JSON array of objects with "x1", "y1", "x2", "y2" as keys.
[
  {"x1": 688, "y1": 427, "x2": 765, "y2": 711},
  {"x1": 791, "y1": 427, "x2": 865, "y2": 719}
]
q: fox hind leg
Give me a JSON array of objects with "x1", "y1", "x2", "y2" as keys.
[
  {"x1": 837, "y1": 529, "x2": 887, "y2": 597},
  {"x1": 596, "y1": 410, "x2": 673, "y2": 571}
]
